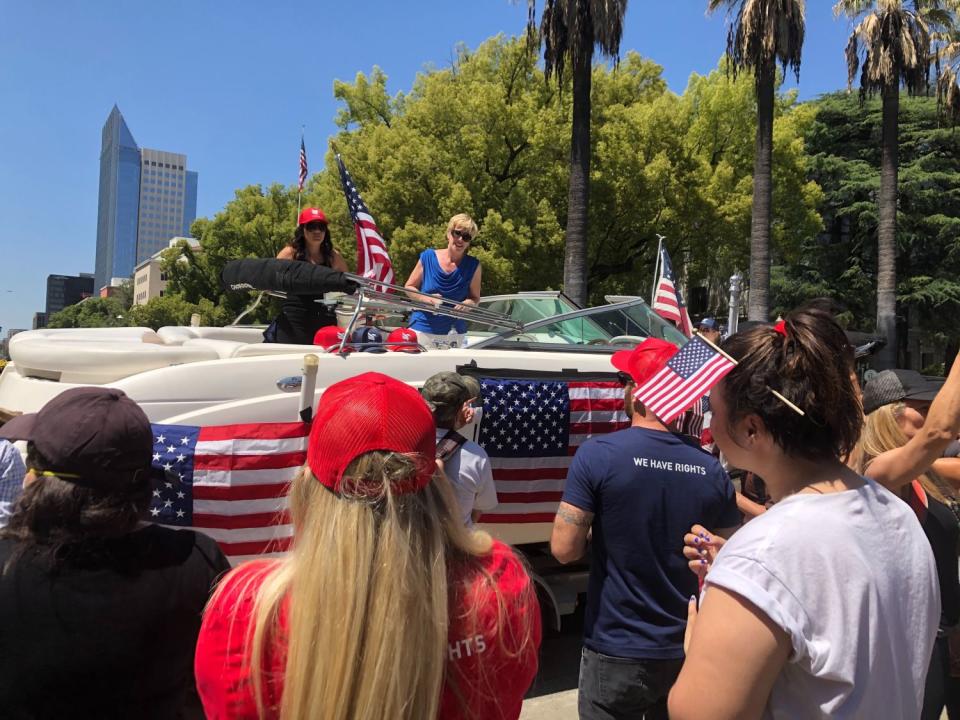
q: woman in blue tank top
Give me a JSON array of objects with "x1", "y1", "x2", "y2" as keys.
[{"x1": 403, "y1": 213, "x2": 482, "y2": 348}]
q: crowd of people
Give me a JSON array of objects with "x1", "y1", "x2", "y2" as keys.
[{"x1": 1, "y1": 226, "x2": 959, "y2": 719}]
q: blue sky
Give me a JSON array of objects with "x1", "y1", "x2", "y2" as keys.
[{"x1": 0, "y1": 1, "x2": 855, "y2": 334}]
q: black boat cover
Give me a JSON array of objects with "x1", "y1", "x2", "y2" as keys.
[{"x1": 220, "y1": 258, "x2": 358, "y2": 295}]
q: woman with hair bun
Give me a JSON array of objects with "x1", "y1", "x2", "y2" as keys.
[
  {"x1": 194, "y1": 372, "x2": 541, "y2": 720},
  {"x1": 669, "y1": 308, "x2": 940, "y2": 720}
]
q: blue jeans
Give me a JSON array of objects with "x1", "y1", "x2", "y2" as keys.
[{"x1": 578, "y1": 647, "x2": 683, "y2": 720}]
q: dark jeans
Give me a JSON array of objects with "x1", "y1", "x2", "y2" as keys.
[
  {"x1": 578, "y1": 646, "x2": 683, "y2": 720},
  {"x1": 922, "y1": 634, "x2": 960, "y2": 720}
]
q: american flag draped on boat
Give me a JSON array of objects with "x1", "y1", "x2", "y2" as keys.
[
  {"x1": 337, "y1": 154, "x2": 395, "y2": 291},
  {"x1": 149, "y1": 421, "x2": 309, "y2": 564},
  {"x1": 633, "y1": 335, "x2": 735, "y2": 425},
  {"x1": 475, "y1": 378, "x2": 628, "y2": 523},
  {"x1": 652, "y1": 246, "x2": 693, "y2": 337},
  {"x1": 298, "y1": 138, "x2": 308, "y2": 192}
]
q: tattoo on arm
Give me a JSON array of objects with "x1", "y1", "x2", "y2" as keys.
[{"x1": 556, "y1": 505, "x2": 592, "y2": 527}]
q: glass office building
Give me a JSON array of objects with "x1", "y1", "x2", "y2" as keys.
[{"x1": 94, "y1": 106, "x2": 199, "y2": 291}]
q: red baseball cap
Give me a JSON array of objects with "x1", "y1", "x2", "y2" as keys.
[
  {"x1": 298, "y1": 207, "x2": 327, "y2": 226},
  {"x1": 313, "y1": 325, "x2": 352, "y2": 351},
  {"x1": 610, "y1": 337, "x2": 678, "y2": 386},
  {"x1": 387, "y1": 327, "x2": 420, "y2": 353},
  {"x1": 306, "y1": 372, "x2": 436, "y2": 495}
]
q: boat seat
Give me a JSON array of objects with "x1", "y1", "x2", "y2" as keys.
[
  {"x1": 182, "y1": 338, "x2": 247, "y2": 359},
  {"x1": 10, "y1": 336, "x2": 219, "y2": 384},
  {"x1": 230, "y1": 343, "x2": 332, "y2": 358},
  {"x1": 157, "y1": 326, "x2": 267, "y2": 345}
]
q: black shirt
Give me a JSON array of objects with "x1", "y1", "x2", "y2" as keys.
[
  {"x1": 0, "y1": 524, "x2": 230, "y2": 719},
  {"x1": 910, "y1": 484, "x2": 960, "y2": 629}
]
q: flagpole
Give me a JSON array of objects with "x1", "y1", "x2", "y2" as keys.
[{"x1": 651, "y1": 234, "x2": 665, "y2": 306}]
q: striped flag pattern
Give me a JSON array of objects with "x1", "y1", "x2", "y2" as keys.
[
  {"x1": 653, "y1": 246, "x2": 693, "y2": 337},
  {"x1": 475, "y1": 379, "x2": 629, "y2": 523},
  {"x1": 298, "y1": 138, "x2": 308, "y2": 192},
  {"x1": 633, "y1": 335, "x2": 735, "y2": 424},
  {"x1": 149, "y1": 421, "x2": 309, "y2": 565},
  {"x1": 337, "y1": 154, "x2": 395, "y2": 291}
]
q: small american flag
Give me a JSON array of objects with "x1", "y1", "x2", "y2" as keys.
[
  {"x1": 298, "y1": 138, "x2": 308, "y2": 192},
  {"x1": 149, "y1": 421, "x2": 309, "y2": 564},
  {"x1": 634, "y1": 335, "x2": 735, "y2": 424},
  {"x1": 475, "y1": 377, "x2": 628, "y2": 523},
  {"x1": 653, "y1": 246, "x2": 693, "y2": 337},
  {"x1": 337, "y1": 154, "x2": 395, "y2": 291}
]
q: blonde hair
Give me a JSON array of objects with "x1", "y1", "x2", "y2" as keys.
[
  {"x1": 446, "y1": 213, "x2": 478, "y2": 238},
  {"x1": 859, "y1": 402, "x2": 954, "y2": 504},
  {"x1": 209, "y1": 450, "x2": 532, "y2": 720}
]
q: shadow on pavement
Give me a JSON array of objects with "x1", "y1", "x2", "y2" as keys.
[{"x1": 526, "y1": 599, "x2": 585, "y2": 699}]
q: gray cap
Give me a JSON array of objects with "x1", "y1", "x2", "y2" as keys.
[
  {"x1": 421, "y1": 372, "x2": 474, "y2": 413},
  {"x1": 862, "y1": 369, "x2": 944, "y2": 415}
]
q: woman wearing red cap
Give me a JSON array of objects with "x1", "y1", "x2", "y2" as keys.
[
  {"x1": 194, "y1": 372, "x2": 541, "y2": 719},
  {"x1": 269, "y1": 207, "x2": 350, "y2": 344}
]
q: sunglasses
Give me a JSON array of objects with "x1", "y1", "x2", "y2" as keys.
[
  {"x1": 304, "y1": 222, "x2": 327, "y2": 232},
  {"x1": 451, "y1": 229, "x2": 472, "y2": 242}
]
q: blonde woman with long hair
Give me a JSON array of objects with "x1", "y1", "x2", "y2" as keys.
[
  {"x1": 858, "y1": 378, "x2": 960, "y2": 720},
  {"x1": 194, "y1": 372, "x2": 541, "y2": 720}
]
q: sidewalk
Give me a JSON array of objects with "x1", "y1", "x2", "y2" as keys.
[{"x1": 520, "y1": 689, "x2": 577, "y2": 719}]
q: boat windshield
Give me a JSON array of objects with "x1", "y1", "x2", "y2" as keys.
[{"x1": 466, "y1": 295, "x2": 687, "y2": 348}]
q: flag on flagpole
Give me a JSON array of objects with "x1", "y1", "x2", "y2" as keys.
[
  {"x1": 633, "y1": 335, "x2": 736, "y2": 424},
  {"x1": 652, "y1": 246, "x2": 693, "y2": 337},
  {"x1": 149, "y1": 421, "x2": 310, "y2": 565},
  {"x1": 337, "y1": 155, "x2": 395, "y2": 291},
  {"x1": 298, "y1": 138, "x2": 308, "y2": 192}
]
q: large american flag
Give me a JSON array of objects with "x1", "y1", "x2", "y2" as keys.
[
  {"x1": 337, "y1": 154, "x2": 395, "y2": 291},
  {"x1": 653, "y1": 246, "x2": 693, "y2": 337},
  {"x1": 634, "y1": 335, "x2": 735, "y2": 425},
  {"x1": 474, "y1": 377, "x2": 628, "y2": 523},
  {"x1": 149, "y1": 421, "x2": 309, "y2": 564},
  {"x1": 298, "y1": 138, "x2": 308, "y2": 192}
]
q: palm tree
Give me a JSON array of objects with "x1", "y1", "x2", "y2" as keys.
[
  {"x1": 936, "y1": 26, "x2": 960, "y2": 120},
  {"x1": 835, "y1": 0, "x2": 956, "y2": 369},
  {"x1": 526, "y1": 0, "x2": 628, "y2": 306},
  {"x1": 707, "y1": 0, "x2": 806, "y2": 323}
]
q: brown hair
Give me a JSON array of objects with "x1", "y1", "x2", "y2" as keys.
[{"x1": 719, "y1": 308, "x2": 862, "y2": 461}]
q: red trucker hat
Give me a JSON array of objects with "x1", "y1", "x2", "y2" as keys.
[
  {"x1": 298, "y1": 207, "x2": 328, "y2": 226},
  {"x1": 610, "y1": 337, "x2": 678, "y2": 386},
  {"x1": 387, "y1": 327, "x2": 420, "y2": 353},
  {"x1": 0, "y1": 387, "x2": 153, "y2": 489},
  {"x1": 313, "y1": 325, "x2": 352, "y2": 351},
  {"x1": 306, "y1": 372, "x2": 436, "y2": 495}
]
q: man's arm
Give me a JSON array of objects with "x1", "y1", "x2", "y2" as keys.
[{"x1": 550, "y1": 501, "x2": 594, "y2": 564}]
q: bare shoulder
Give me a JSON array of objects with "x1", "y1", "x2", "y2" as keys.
[{"x1": 276, "y1": 246, "x2": 296, "y2": 260}]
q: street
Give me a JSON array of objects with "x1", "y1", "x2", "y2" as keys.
[{"x1": 521, "y1": 603, "x2": 584, "y2": 719}]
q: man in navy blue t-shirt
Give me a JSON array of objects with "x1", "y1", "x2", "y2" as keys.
[{"x1": 551, "y1": 338, "x2": 740, "y2": 720}]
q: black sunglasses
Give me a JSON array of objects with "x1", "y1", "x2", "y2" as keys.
[
  {"x1": 451, "y1": 229, "x2": 472, "y2": 242},
  {"x1": 304, "y1": 222, "x2": 326, "y2": 232}
]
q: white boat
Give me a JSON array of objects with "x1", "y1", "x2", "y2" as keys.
[{"x1": 0, "y1": 290, "x2": 685, "y2": 548}]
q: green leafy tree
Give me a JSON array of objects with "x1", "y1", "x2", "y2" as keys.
[
  {"x1": 778, "y1": 92, "x2": 960, "y2": 366},
  {"x1": 47, "y1": 297, "x2": 129, "y2": 328},
  {"x1": 707, "y1": 0, "x2": 806, "y2": 322},
  {"x1": 835, "y1": 0, "x2": 957, "y2": 367},
  {"x1": 525, "y1": 0, "x2": 629, "y2": 306}
]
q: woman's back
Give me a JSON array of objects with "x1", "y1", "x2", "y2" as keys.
[{"x1": 707, "y1": 478, "x2": 939, "y2": 718}]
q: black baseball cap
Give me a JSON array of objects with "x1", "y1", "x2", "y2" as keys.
[
  {"x1": 0, "y1": 387, "x2": 153, "y2": 489},
  {"x1": 862, "y1": 369, "x2": 944, "y2": 415}
]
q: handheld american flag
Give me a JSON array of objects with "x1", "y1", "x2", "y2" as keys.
[
  {"x1": 474, "y1": 376, "x2": 629, "y2": 523},
  {"x1": 653, "y1": 246, "x2": 693, "y2": 337},
  {"x1": 337, "y1": 155, "x2": 395, "y2": 291},
  {"x1": 149, "y1": 421, "x2": 309, "y2": 564},
  {"x1": 633, "y1": 335, "x2": 736, "y2": 425},
  {"x1": 298, "y1": 138, "x2": 308, "y2": 192}
]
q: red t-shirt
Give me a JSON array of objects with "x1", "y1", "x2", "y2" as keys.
[{"x1": 194, "y1": 539, "x2": 541, "y2": 719}]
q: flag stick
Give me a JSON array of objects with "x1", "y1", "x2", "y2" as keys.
[
  {"x1": 692, "y1": 329, "x2": 738, "y2": 365},
  {"x1": 651, "y1": 234, "x2": 665, "y2": 306}
]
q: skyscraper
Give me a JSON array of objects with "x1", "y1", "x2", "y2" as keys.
[{"x1": 94, "y1": 106, "x2": 198, "y2": 291}]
